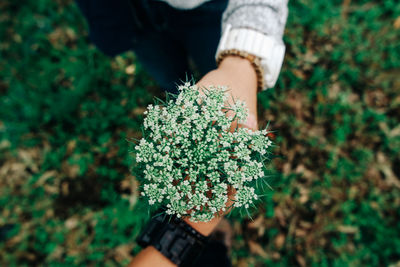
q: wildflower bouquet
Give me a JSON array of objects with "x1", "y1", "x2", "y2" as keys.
[{"x1": 133, "y1": 83, "x2": 273, "y2": 222}]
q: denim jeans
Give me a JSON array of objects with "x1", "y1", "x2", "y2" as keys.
[
  {"x1": 130, "y1": 0, "x2": 229, "y2": 93},
  {"x1": 193, "y1": 239, "x2": 232, "y2": 267}
]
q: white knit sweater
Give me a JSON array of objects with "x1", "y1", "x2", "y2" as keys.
[{"x1": 159, "y1": 0, "x2": 288, "y2": 39}]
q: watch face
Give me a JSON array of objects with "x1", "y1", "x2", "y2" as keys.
[{"x1": 137, "y1": 212, "x2": 208, "y2": 267}]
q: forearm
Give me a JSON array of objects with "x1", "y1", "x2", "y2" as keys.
[{"x1": 128, "y1": 246, "x2": 176, "y2": 267}]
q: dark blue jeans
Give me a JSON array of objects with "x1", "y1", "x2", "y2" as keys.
[
  {"x1": 193, "y1": 240, "x2": 232, "y2": 267},
  {"x1": 130, "y1": 0, "x2": 229, "y2": 93}
]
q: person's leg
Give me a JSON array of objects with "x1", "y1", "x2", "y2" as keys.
[
  {"x1": 132, "y1": 33, "x2": 189, "y2": 94},
  {"x1": 169, "y1": 0, "x2": 229, "y2": 77},
  {"x1": 132, "y1": 0, "x2": 228, "y2": 92},
  {"x1": 193, "y1": 240, "x2": 232, "y2": 267},
  {"x1": 130, "y1": 1, "x2": 192, "y2": 94}
]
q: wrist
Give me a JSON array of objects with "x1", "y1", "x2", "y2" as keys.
[{"x1": 218, "y1": 55, "x2": 258, "y2": 90}]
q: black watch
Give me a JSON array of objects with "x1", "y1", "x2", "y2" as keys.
[{"x1": 136, "y1": 209, "x2": 209, "y2": 267}]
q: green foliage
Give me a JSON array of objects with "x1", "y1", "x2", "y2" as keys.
[{"x1": 0, "y1": 0, "x2": 399, "y2": 266}]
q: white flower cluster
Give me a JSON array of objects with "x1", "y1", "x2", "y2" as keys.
[{"x1": 134, "y1": 83, "x2": 273, "y2": 222}]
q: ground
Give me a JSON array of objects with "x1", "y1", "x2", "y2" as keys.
[{"x1": 1, "y1": 0, "x2": 400, "y2": 266}]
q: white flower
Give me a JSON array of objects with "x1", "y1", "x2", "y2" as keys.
[
  {"x1": 134, "y1": 82, "x2": 273, "y2": 222},
  {"x1": 231, "y1": 100, "x2": 249, "y2": 124},
  {"x1": 250, "y1": 132, "x2": 272, "y2": 155},
  {"x1": 234, "y1": 186, "x2": 257, "y2": 209}
]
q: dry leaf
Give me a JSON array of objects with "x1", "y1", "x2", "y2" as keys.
[
  {"x1": 298, "y1": 186, "x2": 310, "y2": 204},
  {"x1": 338, "y1": 225, "x2": 358, "y2": 234},
  {"x1": 274, "y1": 233, "x2": 285, "y2": 249},
  {"x1": 274, "y1": 207, "x2": 287, "y2": 227},
  {"x1": 125, "y1": 65, "x2": 135, "y2": 75},
  {"x1": 61, "y1": 181, "x2": 69, "y2": 195},
  {"x1": 131, "y1": 107, "x2": 146, "y2": 116},
  {"x1": 248, "y1": 240, "x2": 268, "y2": 258},
  {"x1": 389, "y1": 125, "x2": 400, "y2": 138},
  {"x1": 377, "y1": 152, "x2": 400, "y2": 189},
  {"x1": 296, "y1": 254, "x2": 306, "y2": 267},
  {"x1": 247, "y1": 215, "x2": 264, "y2": 229},
  {"x1": 299, "y1": 221, "x2": 312, "y2": 229},
  {"x1": 44, "y1": 184, "x2": 59, "y2": 194},
  {"x1": 65, "y1": 217, "x2": 79, "y2": 230},
  {"x1": 247, "y1": 215, "x2": 266, "y2": 237},
  {"x1": 0, "y1": 139, "x2": 11, "y2": 149},
  {"x1": 66, "y1": 140, "x2": 76, "y2": 155},
  {"x1": 114, "y1": 244, "x2": 134, "y2": 263},
  {"x1": 394, "y1": 16, "x2": 400, "y2": 29},
  {"x1": 295, "y1": 229, "x2": 307, "y2": 237},
  {"x1": 36, "y1": 170, "x2": 57, "y2": 186},
  {"x1": 293, "y1": 69, "x2": 306, "y2": 80},
  {"x1": 341, "y1": 0, "x2": 351, "y2": 19}
]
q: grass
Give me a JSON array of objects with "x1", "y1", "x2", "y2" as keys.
[{"x1": 1, "y1": 0, "x2": 400, "y2": 266}]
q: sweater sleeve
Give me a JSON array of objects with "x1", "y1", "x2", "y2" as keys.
[{"x1": 222, "y1": 0, "x2": 289, "y2": 38}]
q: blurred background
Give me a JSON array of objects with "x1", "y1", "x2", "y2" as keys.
[{"x1": 1, "y1": 0, "x2": 400, "y2": 266}]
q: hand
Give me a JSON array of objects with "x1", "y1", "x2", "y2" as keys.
[{"x1": 183, "y1": 55, "x2": 259, "y2": 236}]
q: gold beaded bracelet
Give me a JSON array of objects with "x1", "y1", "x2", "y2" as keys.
[{"x1": 216, "y1": 49, "x2": 265, "y2": 92}]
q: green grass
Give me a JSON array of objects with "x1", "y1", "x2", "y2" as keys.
[{"x1": 1, "y1": 0, "x2": 400, "y2": 266}]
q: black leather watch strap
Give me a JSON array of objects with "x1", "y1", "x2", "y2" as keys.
[{"x1": 136, "y1": 210, "x2": 209, "y2": 267}]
